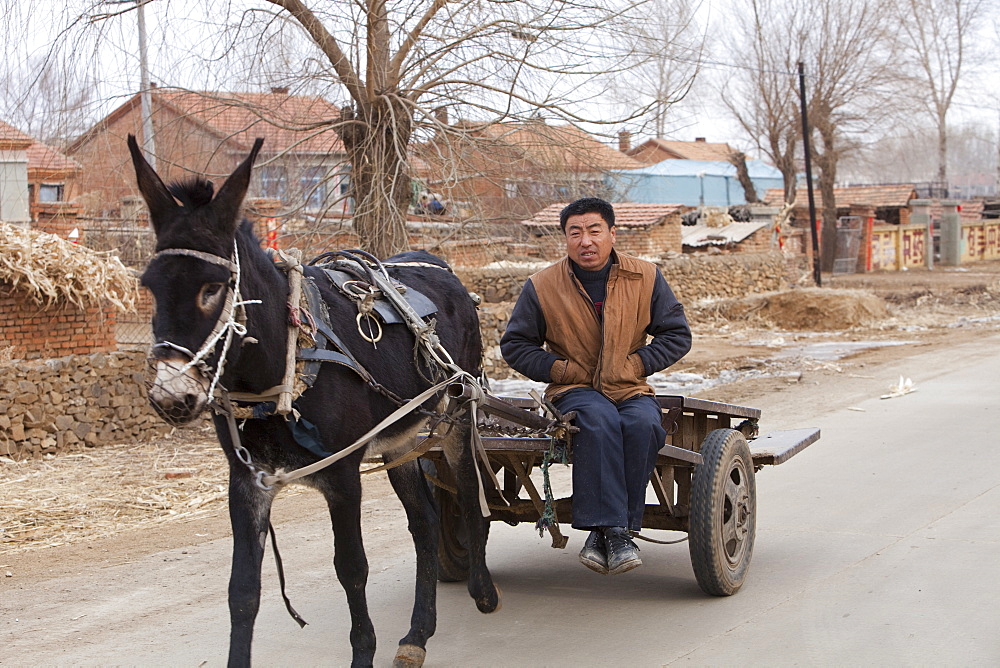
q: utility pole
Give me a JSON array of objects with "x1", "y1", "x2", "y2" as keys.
[
  {"x1": 138, "y1": 0, "x2": 156, "y2": 169},
  {"x1": 798, "y1": 61, "x2": 821, "y2": 287}
]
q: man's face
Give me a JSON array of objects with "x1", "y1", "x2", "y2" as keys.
[{"x1": 565, "y1": 211, "x2": 616, "y2": 271}]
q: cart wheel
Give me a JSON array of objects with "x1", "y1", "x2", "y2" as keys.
[
  {"x1": 422, "y1": 459, "x2": 489, "y2": 583},
  {"x1": 435, "y1": 484, "x2": 471, "y2": 582},
  {"x1": 688, "y1": 428, "x2": 756, "y2": 596}
]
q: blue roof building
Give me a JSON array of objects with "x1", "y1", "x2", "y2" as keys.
[{"x1": 609, "y1": 159, "x2": 785, "y2": 207}]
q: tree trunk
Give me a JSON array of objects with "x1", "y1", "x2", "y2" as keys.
[
  {"x1": 728, "y1": 152, "x2": 759, "y2": 204},
  {"x1": 813, "y1": 127, "x2": 839, "y2": 274},
  {"x1": 337, "y1": 100, "x2": 413, "y2": 259},
  {"x1": 937, "y1": 116, "x2": 948, "y2": 188}
]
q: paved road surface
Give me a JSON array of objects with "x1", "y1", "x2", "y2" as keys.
[{"x1": 3, "y1": 333, "x2": 998, "y2": 666}]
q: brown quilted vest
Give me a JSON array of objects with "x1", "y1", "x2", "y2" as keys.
[{"x1": 530, "y1": 252, "x2": 657, "y2": 403}]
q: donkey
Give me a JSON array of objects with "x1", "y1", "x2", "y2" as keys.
[{"x1": 128, "y1": 135, "x2": 499, "y2": 667}]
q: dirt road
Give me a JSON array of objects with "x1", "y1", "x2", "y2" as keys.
[{"x1": 2, "y1": 262, "x2": 999, "y2": 664}]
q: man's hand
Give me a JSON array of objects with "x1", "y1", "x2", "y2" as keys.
[
  {"x1": 627, "y1": 353, "x2": 647, "y2": 378},
  {"x1": 551, "y1": 358, "x2": 591, "y2": 384}
]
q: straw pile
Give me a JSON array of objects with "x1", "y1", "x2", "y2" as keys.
[
  {"x1": 0, "y1": 221, "x2": 139, "y2": 312},
  {"x1": 0, "y1": 434, "x2": 238, "y2": 554}
]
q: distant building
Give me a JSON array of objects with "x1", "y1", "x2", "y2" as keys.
[
  {"x1": 625, "y1": 137, "x2": 739, "y2": 165},
  {"x1": 520, "y1": 202, "x2": 688, "y2": 258},
  {"x1": 66, "y1": 88, "x2": 348, "y2": 216},
  {"x1": 414, "y1": 119, "x2": 643, "y2": 223},
  {"x1": 26, "y1": 140, "x2": 82, "y2": 220},
  {"x1": 764, "y1": 184, "x2": 918, "y2": 225},
  {"x1": 0, "y1": 120, "x2": 31, "y2": 223},
  {"x1": 612, "y1": 159, "x2": 784, "y2": 207}
]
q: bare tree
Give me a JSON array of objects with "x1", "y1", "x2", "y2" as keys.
[
  {"x1": 720, "y1": 0, "x2": 801, "y2": 202},
  {"x1": 0, "y1": 53, "x2": 97, "y2": 147},
  {"x1": 606, "y1": 0, "x2": 704, "y2": 139},
  {"x1": 80, "y1": 0, "x2": 673, "y2": 258},
  {"x1": 805, "y1": 0, "x2": 897, "y2": 270},
  {"x1": 724, "y1": 0, "x2": 896, "y2": 271},
  {"x1": 893, "y1": 0, "x2": 987, "y2": 186}
]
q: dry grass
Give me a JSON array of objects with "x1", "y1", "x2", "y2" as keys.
[
  {"x1": 0, "y1": 221, "x2": 139, "y2": 312},
  {"x1": 0, "y1": 434, "x2": 239, "y2": 555}
]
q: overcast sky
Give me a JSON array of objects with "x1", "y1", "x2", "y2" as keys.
[{"x1": 5, "y1": 0, "x2": 999, "y2": 154}]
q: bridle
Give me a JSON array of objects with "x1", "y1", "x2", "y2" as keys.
[{"x1": 150, "y1": 241, "x2": 260, "y2": 398}]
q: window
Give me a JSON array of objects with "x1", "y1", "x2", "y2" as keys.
[
  {"x1": 39, "y1": 183, "x2": 64, "y2": 202},
  {"x1": 301, "y1": 167, "x2": 327, "y2": 210},
  {"x1": 260, "y1": 166, "x2": 288, "y2": 200}
]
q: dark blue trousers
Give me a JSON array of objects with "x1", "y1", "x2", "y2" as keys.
[{"x1": 553, "y1": 387, "x2": 665, "y2": 531}]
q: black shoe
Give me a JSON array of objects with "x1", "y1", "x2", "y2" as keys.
[
  {"x1": 603, "y1": 527, "x2": 641, "y2": 575},
  {"x1": 578, "y1": 530, "x2": 609, "y2": 575}
]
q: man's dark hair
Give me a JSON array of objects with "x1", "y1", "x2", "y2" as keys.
[{"x1": 559, "y1": 197, "x2": 615, "y2": 232}]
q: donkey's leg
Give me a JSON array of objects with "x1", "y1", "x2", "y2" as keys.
[
  {"x1": 443, "y1": 422, "x2": 500, "y2": 614},
  {"x1": 385, "y1": 457, "x2": 439, "y2": 667},
  {"x1": 226, "y1": 468, "x2": 274, "y2": 668},
  {"x1": 323, "y1": 472, "x2": 377, "y2": 668}
]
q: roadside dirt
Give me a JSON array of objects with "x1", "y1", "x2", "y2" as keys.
[{"x1": 2, "y1": 261, "x2": 999, "y2": 592}]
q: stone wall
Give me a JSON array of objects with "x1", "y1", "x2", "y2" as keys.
[
  {"x1": 458, "y1": 251, "x2": 788, "y2": 305},
  {"x1": 656, "y1": 251, "x2": 787, "y2": 303},
  {"x1": 0, "y1": 351, "x2": 172, "y2": 459}
]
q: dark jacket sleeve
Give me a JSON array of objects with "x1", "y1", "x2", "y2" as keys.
[
  {"x1": 499, "y1": 279, "x2": 560, "y2": 383},
  {"x1": 634, "y1": 272, "x2": 692, "y2": 376}
]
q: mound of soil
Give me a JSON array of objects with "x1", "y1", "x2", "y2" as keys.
[{"x1": 706, "y1": 288, "x2": 890, "y2": 331}]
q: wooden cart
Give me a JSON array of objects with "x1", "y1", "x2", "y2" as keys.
[{"x1": 422, "y1": 391, "x2": 819, "y2": 596}]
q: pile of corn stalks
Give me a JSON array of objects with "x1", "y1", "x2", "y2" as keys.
[{"x1": 0, "y1": 221, "x2": 138, "y2": 312}]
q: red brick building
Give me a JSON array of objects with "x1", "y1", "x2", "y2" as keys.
[
  {"x1": 764, "y1": 184, "x2": 919, "y2": 226},
  {"x1": 414, "y1": 120, "x2": 643, "y2": 224},
  {"x1": 625, "y1": 137, "x2": 739, "y2": 165},
  {"x1": 66, "y1": 89, "x2": 348, "y2": 217},
  {"x1": 520, "y1": 202, "x2": 688, "y2": 260},
  {"x1": 26, "y1": 141, "x2": 82, "y2": 222}
]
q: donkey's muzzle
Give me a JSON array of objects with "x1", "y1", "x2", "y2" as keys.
[{"x1": 144, "y1": 356, "x2": 210, "y2": 426}]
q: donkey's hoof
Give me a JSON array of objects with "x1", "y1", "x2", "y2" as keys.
[
  {"x1": 475, "y1": 583, "x2": 502, "y2": 614},
  {"x1": 393, "y1": 644, "x2": 426, "y2": 667}
]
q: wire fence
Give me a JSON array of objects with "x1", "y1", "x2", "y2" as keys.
[{"x1": 83, "y1": 218, "x2": 155, "y2": 352}]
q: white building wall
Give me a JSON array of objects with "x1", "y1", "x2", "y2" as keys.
[{"x1": 0, "y1": 149, "x2": 30, "y2": 223}]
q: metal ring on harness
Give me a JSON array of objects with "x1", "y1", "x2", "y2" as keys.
[
  {"x1": 356, "y1": 312, "x2": 383, "y2": 343},
  {"x1": 342, "y1": 280, "x2": 376, "y2": 299}
]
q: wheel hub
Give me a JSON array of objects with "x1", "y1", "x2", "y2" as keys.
[{"x1": 722, "y1": 458, "x2": 752, "y2": 567}]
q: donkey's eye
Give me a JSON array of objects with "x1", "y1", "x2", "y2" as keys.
[{"x1": 199, "y1": 282, "x2": 226, "y2": 312}]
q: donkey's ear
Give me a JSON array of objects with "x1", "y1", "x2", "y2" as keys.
[
  {"x1": 212, "y1": 138, "x2": 265, "y2": 235},
  {"x1": 127, "y1": 134, "x2": 177, "y2": 235}
]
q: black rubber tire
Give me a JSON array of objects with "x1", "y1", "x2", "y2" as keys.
[
  {"x1": 435, "y1": 483, "x2": 471, "y2": 582},
  {"x1": 421, "y1": 459, "x2": 490, "y2": 583},
  {"x1": 688, "y1": 428, "x2": 757, "y2": 596}
]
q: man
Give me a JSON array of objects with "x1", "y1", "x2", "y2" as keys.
[{"x1": 500, "y1": 197, "x2": 691, "y2": 575}]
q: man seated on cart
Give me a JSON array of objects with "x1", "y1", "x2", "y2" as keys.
[{"x1": 500, "y1": 197, "x2": 692, "y2": 575}]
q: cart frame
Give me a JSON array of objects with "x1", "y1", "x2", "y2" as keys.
[{"x1": 422, "y1": 390, "x2": 819, "y2": 595}]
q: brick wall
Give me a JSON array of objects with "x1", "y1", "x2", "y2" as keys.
[
  {"x1": 0, "y1": 284, "x2": 117, "y2": 359},
  {"x1": 33, "y1": 202, "x2": 85, "y2": 242}
]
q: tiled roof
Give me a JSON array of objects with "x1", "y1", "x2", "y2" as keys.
[
  {"x1": 522, "y1": 202, "x2": 687, "y2": 227},
  {"x1": 156, "y1": 90, "x2": 345, "y2": 155},
  {"x1": 764, "y1": 184, "x2": 918, "y2": 208},
  {"x1": 480, "y1": 122, "x2": 643, "y2": 172},
  {"x1": 27, "y1": 141, "x2": 81, "y2": 174},
  {"x1": 0, "y1": 119, "x2": 33, "y2": 149},
  {"x1": 629, "y1": 138, "x2": 737, "y2": 163}
]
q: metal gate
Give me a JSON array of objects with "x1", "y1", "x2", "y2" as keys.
[{"x1": 833, "y1": 216, "x2": 863, "y2": 274}]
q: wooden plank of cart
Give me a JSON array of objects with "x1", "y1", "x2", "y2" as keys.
[{"x1": 420, "y1": 387, "x2": 819, "y2": 596}]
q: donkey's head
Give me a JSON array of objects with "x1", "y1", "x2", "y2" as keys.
[{"x1": 129, "y1": 135, "x2": 264, "y2": 424}]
